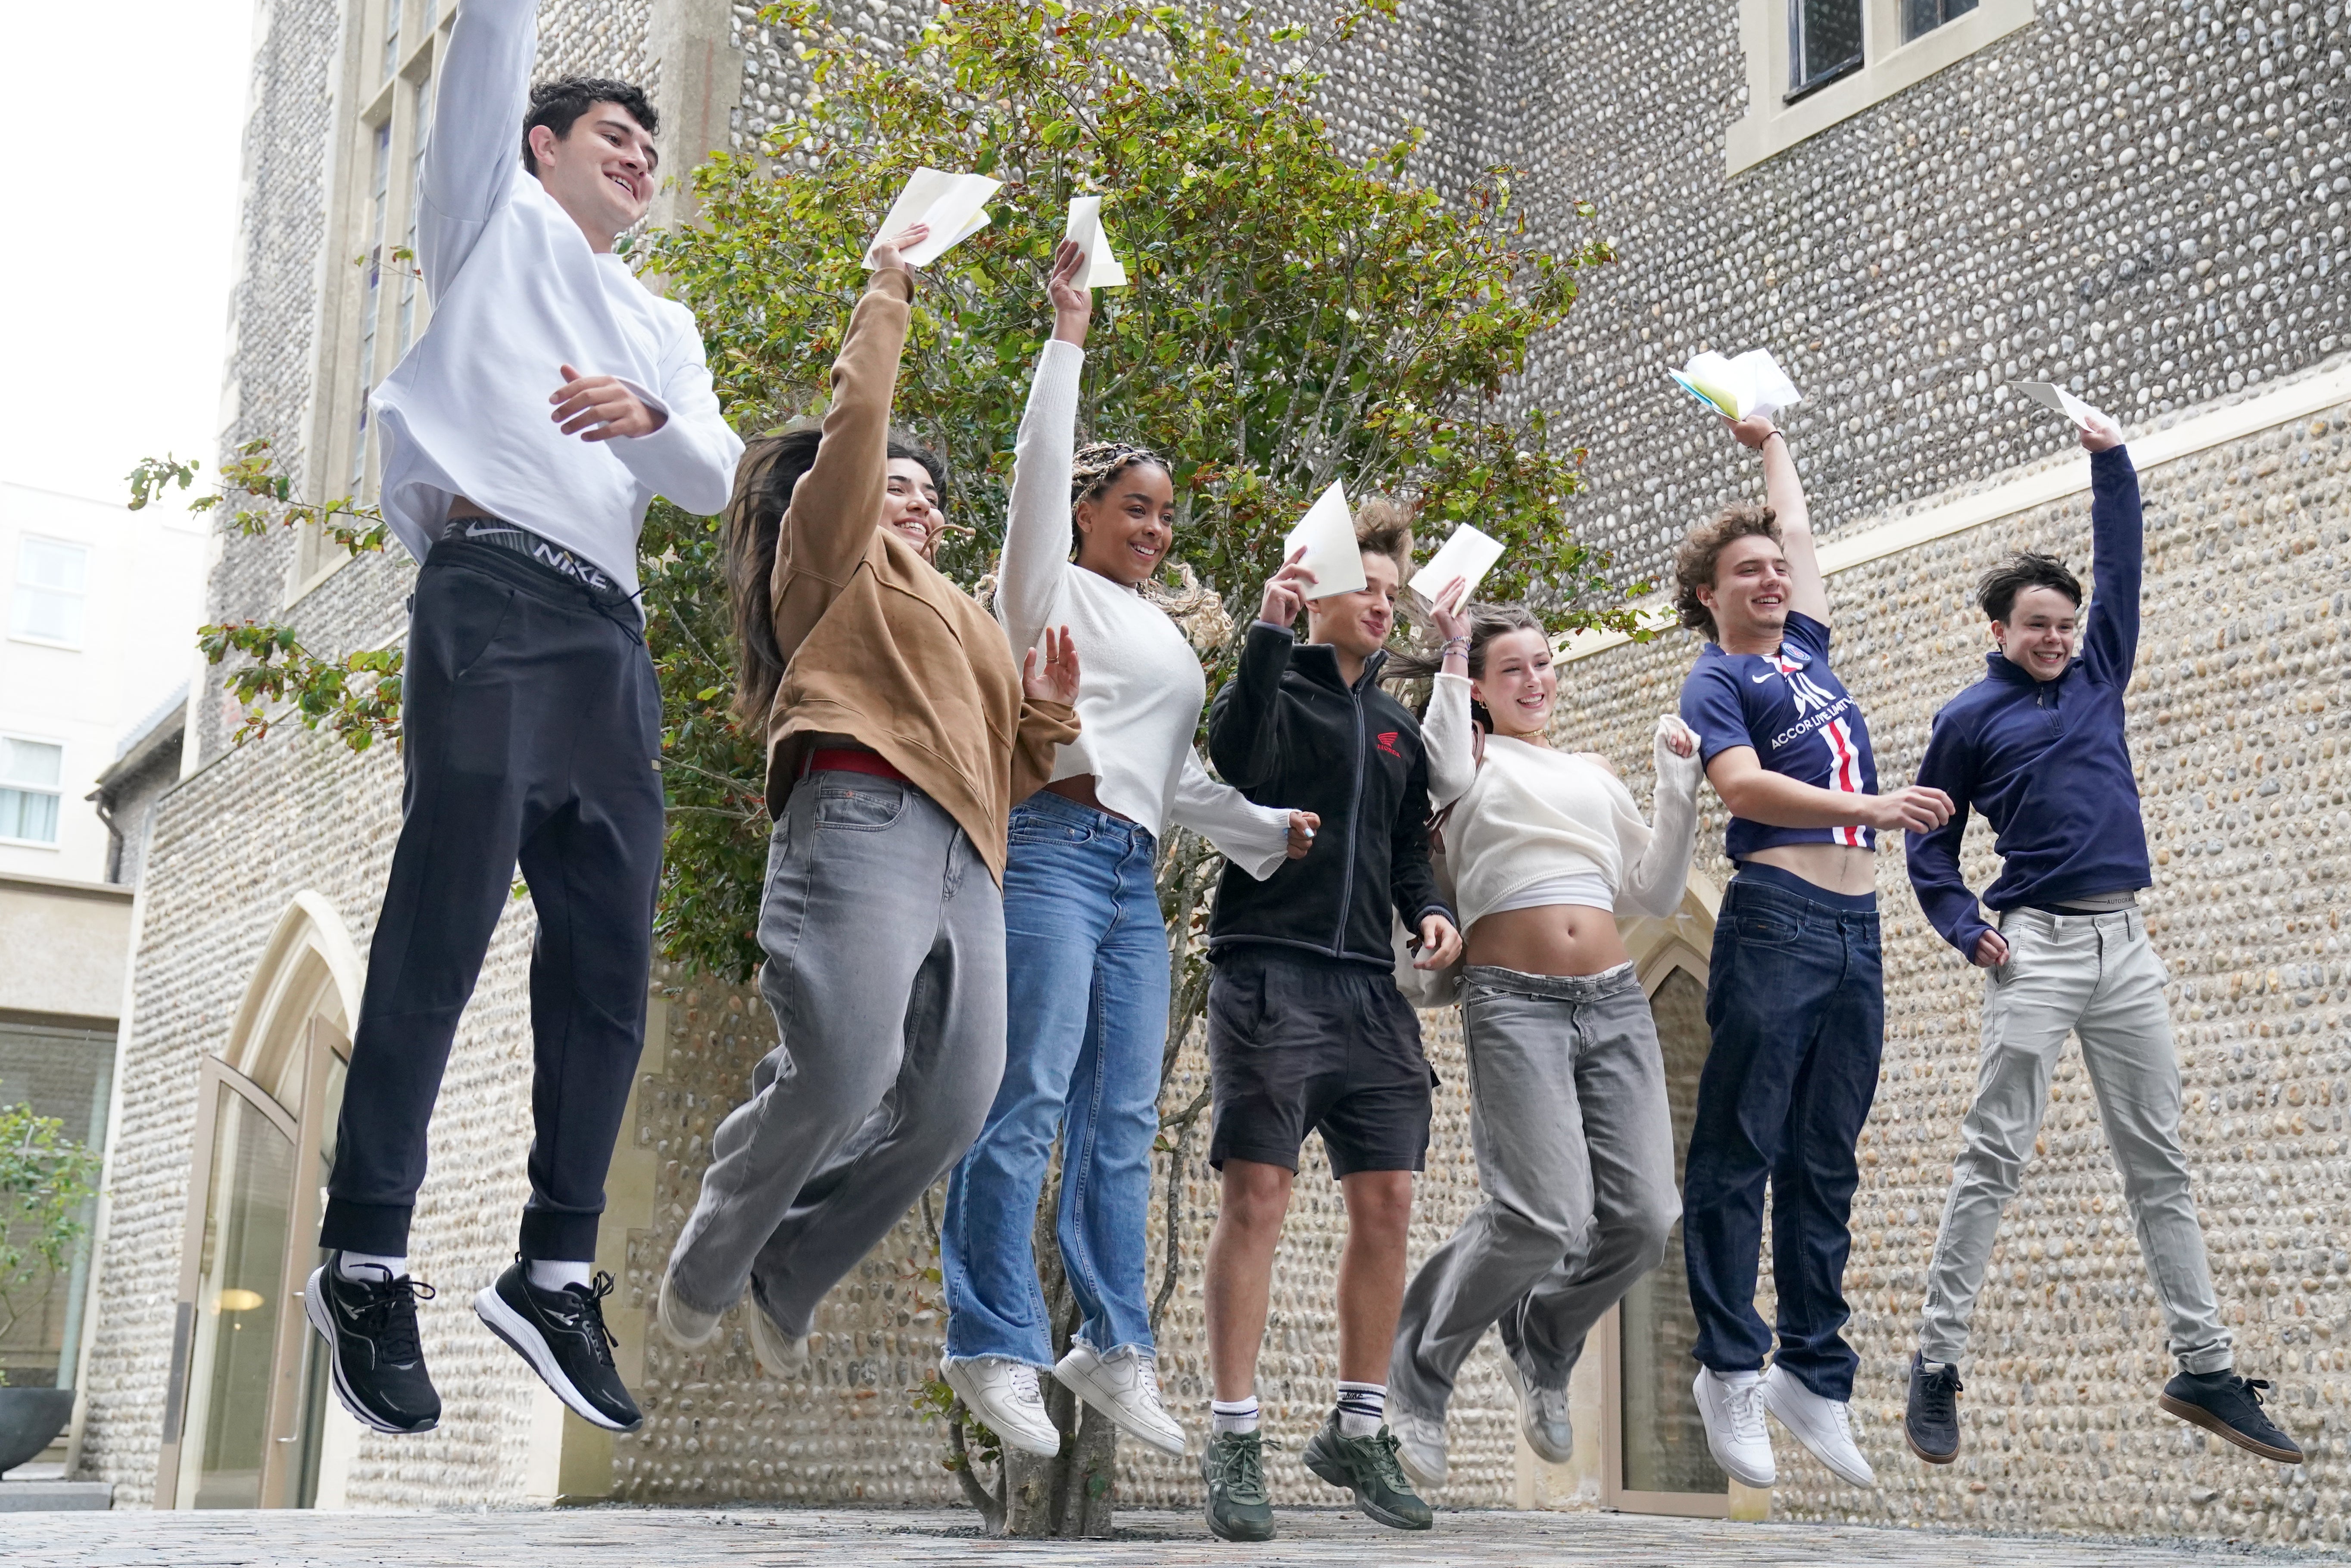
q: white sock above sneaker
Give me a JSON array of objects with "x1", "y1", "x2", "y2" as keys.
[
  {"x1": 1335, "y1": 1380, "x2": 1386, "y2": 1438},
  {"x1": 527, "y1": 1259, "x2": 594, "y2": 1294},
  {"x1": 1211, "y1": 1396, "x2": 1260, "y2": 1436},
  {"x1": 337, "y1": 1250, "x2": 406, "y2": 1282}
]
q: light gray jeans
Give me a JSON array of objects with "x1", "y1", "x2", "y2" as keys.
[
  {"x1": 665, "y1": 770, "x2": 1007, "y2": 1335},
  {"x1": 1918, "y1": 906, "x2": 2231, "y2": 1373},
  {"x1": 1390, "y1": 964, "x2": 1680, "y2": 1418}
]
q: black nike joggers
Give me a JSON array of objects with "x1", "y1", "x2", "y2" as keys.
[{"x1": 320, "y1": 531, "x2": 664, "y2": 1263}]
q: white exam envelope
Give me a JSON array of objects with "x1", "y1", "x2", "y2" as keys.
[
  {"x1": 1064, "y1": 196, "x2": 1129, "y2": 290},
  {"x1": 1284, "y1": 481, "x2": 1365, "y2": 601},
  {"x1": 1665, "y1": 347, "x2": 1802, "y2": 421},
  {"x1": 1407, "y1": 524, "x2": 1506, "y2": 610},
  {"x1": 2015, "y1": 381, "x2": 2109, "y2": 430},
  {"x1": 864, "y1": 168, "x2": 1001, "y2": 269}
]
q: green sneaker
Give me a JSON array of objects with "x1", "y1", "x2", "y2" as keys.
[
  {"x1": 1303, "y1": 1415, "x2": 1434, "y2": 1531},
  {"x1": 1201, "y1": 1428, "x2": 1275, "y2": 1541}
]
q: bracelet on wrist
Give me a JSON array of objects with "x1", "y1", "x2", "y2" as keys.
[
  {"x1": 1440, "y1": 637, "x2": 1470, "y2": 656},
  {"x1": 1762, "y1": 429, "x2": 1786, "y2": 448}
]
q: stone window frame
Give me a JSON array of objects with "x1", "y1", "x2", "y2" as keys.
[
  {"x1": 1725, "y1": 0, "x2": 2037, "y2": 175},
  {"x1": 291, "y1": 0, "x2": 449, "y2": 607}
]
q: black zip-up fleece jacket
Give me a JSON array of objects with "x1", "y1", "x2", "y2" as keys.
[{"x1": 1206, "y1": 621, "x2": 1453, "y2": 967}]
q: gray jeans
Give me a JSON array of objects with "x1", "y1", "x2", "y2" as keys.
[
  {"x1": 1919, "y1": 906, "x2": 2231, "y2": 1373},
  {"x1": 665, "y1": 771, "x2": 1007, "y2": 1333},
  {"x1": 1390, "y1": 964, "x2": 1680, "y2": 1418}
]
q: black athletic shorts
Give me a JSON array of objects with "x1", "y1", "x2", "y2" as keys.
[{"x1": 1205, "y1": 946, "x2": 1434, "y2": 1178}]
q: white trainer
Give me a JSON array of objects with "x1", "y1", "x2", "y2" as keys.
[
  {"x1": 942, "y1": 1355, "x2": 1063, "y2": 1457},
  {"x1": 1693, "y1": 1367, "x2": 1776, "y2": 1487},
  {"x1": 1052, "y1": 1343, "x2": 1188, "y2": 1457},
  {"x1": 1762, "y1": 1364, "x2": 1877, "y2": 1488},
  {"x1": 744, "y1": 1281, "x2": 807, "y2": 1379},
  {"x1": 1388, "y1": 1406, "x2": 1449, "y2": 1490},
  {"x1": 1499, "y1": 1358, "x2": 1572, "y2": 1464},
  {"x1": 655, "y1": 1270, "x2": 720, "y2": 1349}
]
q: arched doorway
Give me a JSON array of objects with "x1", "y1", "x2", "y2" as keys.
[{"x1": 154, "y1": 894, "x2": 361, "y2": 1509}]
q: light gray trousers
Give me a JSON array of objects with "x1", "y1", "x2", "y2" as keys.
[
  {"x1": 1918, "y1": 906, "x2": 2231, "y2": 1374},
  {"x1": 665, "y1": 770, "x2": 1006, "y2": 1335},
  {"x1": 1390, "y1": 964, "x2": 1680, "y2": 1418}
]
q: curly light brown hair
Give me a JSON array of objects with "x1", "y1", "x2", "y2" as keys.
[
  {"x1": 1353, "y1": 495, "x2": 1416, "y2": 581},
  {"x1": 1672, "y1": 503, "x2": 1781, "y2": 641}
]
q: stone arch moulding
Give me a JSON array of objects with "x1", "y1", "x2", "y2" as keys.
[
  {"x1": 1621, "y1": 870, "x2": 1721, "y2": 986},
  {"x1": 221, "y1": 891, "x2": 365, "y2": 1105}
]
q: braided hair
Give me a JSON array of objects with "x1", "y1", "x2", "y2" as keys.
[{"x1": 1070, "y1": 441, "x2": 1165, "y2": 507}]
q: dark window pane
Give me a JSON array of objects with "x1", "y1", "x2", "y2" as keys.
[
  {"x1": 1905, "y1": 0, "x2": 1979, "y2": 40},
  {"x1": 1789, "y1": 0, "x2": 1865, "y2": 96}
]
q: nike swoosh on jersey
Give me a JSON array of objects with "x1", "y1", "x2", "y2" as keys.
[{"x1": 1751, "y1": 671, "x2": 1777, "y2": 682}]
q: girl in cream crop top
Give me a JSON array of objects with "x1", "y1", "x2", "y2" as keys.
[{"x1": 1422, "y1": 671, "x2": 1704, "y2": 931}]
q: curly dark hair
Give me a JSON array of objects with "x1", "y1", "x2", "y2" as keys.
[
  {"x1": 1672, "y1": 503, "x2": 1781, "y2": 641},
  {"x1": 521, "y1": 77, "x2": 660, "y2": 175},
  {"x1": 1977, "y1": 550, "x2": 2083, "y2": 622}
]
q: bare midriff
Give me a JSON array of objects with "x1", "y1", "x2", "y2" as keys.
[
  {"x1": 1041, "y1": 774, "x2": 1135, "y2": 824},
  {"x1": 1741, "y1": 841, "x2": 1878, "y2": 898},
  {"x1": 1463, "y1": 903, "x2": 1631, "y2": 978},
  {"x1": 447, "y1": 496, "x2": 493, "y2": 521}
]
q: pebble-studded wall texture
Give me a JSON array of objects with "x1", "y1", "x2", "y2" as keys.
[{"x1": 81, "y1": 0, "x2": 2351, "y2": 1546}]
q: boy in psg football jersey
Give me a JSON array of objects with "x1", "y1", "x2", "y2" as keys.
[{"x1": 1673, "y1": 414, "x2": 1955, "y2": 1492}]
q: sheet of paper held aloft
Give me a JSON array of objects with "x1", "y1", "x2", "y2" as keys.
[
  {"x1": 864, "y1": 168, "x2": 1001, "y2": 269},
  {"x1": 2015, "y1": 380, "x2": 2113, "y2": 431},
  {"x1": 1064, "y1": 196, "x2": 1129, "y2": 290},
  {"x1": 1407, "y1": 524, "x2": 1506, "y2": 613},
  {"x1": 1284, "y1": 482, "x2": 1365, "y2": 600},
  {"x1": 1667, "y1": 348, "x2": 1803, "y2": 422}
]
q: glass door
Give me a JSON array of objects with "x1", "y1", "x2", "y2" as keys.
[{"x1": 1606, "y1": 958, "x2": 1731, "y2": 1515}]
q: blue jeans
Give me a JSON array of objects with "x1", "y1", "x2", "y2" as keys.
[
  {"x1": 1683, "y1": 862, "x2": 1883, "y2": 1401},
  {"x1": 942, "y1": 792, "x2": 1167, "y2": 1367}
]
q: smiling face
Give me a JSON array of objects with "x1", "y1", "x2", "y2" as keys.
[
  {"x1": 879, "y1": 457, "x2": 944, "y2": 557},
  {"x1": 1073, "y1": 461, "x2": 1175, "y2": 587},
  {"x1": 1473, "y1": 627, "x2": 1558, "y2": 740},
  {"x1": 1307, "y1": 551, "x2": 1401, "y2": 663},
  {"x1": 527, "y1": 102, "x2": 658, "y2": 249},
  {"x1": 1697, "y1": 533, "x2": 1793, "y2": 647},
  {"x1": 1992, "y1": 584, "x2": 2081, "y2": 682}
]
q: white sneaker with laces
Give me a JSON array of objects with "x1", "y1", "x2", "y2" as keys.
[
  {"x1": 744, "y1": 1280, "x2": 807, "y2": 1379},
  {"x1": 1499, "y1": 1358, "x2": 1573, "y2": 1464},
  {"x1": 1388, "y1": 1406, "x2": 1449, "y2": 1490},
  {"x1": 655, "y1": 1270, "x2": 720, "y2": 1349},
  {"x1": 1693, "y1": 1367, "x2": 1776, "y2": 1487},
  {"x1": 1761, "y1": 1364, "x2": 1877, "y2": 1488},
  {"x1": 942, "y1": 1355, "x2": 1063, "y2": 1457},
  {"x1": 1052, "y1": 1343, "x2": 1188, "y2": 1456}
]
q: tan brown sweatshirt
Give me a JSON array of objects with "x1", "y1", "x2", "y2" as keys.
[{"x1": 762, "y1": 270, "x2": 1078, "y2": 884}]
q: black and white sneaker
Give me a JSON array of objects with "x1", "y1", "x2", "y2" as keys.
[
  {"x1": 305, "y1": 1254, "x2": 441, "y2": 1434},
  {"x1": 473, "y1": 1258, "x2": 642, "y2": 1431}
]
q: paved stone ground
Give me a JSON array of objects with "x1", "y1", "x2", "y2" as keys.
[{"x1": 7, "y1": 1507, "x2": 2337, "y2": 1566}]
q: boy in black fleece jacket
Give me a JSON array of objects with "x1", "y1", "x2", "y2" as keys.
[{"x1": 1192, "y1": 501, "x2": 1462, "y2": 1543}]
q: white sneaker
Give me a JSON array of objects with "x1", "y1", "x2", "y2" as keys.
[
  {"x1": 942, "y1": 1355, "x2": 1062, "y2": 1457},
  {"x1": 745, "y1": 1281, "x2": 807, "y2": 1379},
  {"x1": 1052, "y1": 1343, "x2": 1188, "y2": 1457},
  {"x1": 1499, "y1": 1358, "x2": 1572, "y2": 1464},
  {"x1": 1388, "y1": 1406, "x2": 1448, "y2": 1490},
  {"x1": 1761, "y1": 1364, "x2": 1877, "y2": 1488},
  {"x1": 1693, "y1": 1367, "x2": 1776, "y2": 1487},
  {"x1": 656, "y1": 1270, "x2": 720, "y2": 1349}
]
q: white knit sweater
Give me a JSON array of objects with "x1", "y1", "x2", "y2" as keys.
[
  {"x1": 995, "y1": 342, "x2": 1292, "y2": 877},
  {"x1": 1424, "y1": 672, "x2": 1702, "y2": 928}
]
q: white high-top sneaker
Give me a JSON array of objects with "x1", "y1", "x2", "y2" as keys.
[
  {"x1": 745, "y1": 1277, "x2": 807, "y2": 1378},
  {"x1": 1052, "y1": 1343, "x2": 1188, "y2": 1456},
  {"x1": 942, "y1": 1355, "x2": 1063, "y2": 1457},
  {"x1": 1762, "y1": 1364, "x2": 1877, "y2": 1488},
  {"x1": 1388, "y1": 1406, "x2": 1449, "y2": 1490},
  {"x1": 1693, "y1": 1367, "x2": 1776, "y2": 1487},
  {"x1": 1499, "y1": 1358, "x2": 1573, "y2": 1464},
  {"x1": 655, "y1": 1270, "x2": 720, "y2": 1349}
]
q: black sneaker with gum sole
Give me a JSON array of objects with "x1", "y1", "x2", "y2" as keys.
[
  {"x1": 1904, "y1": 1353, "x2": 1963, "y2": 1464},
  {"x1": 473, "y1": 1257, "x2": 642, "y2": 1432},
  {"x1": 2160, "y1": 1369, "x2": 2302, "y2": 1464},
  {"x1": 305, "y1": 1254, "x2": 441, "y2": 1435}
]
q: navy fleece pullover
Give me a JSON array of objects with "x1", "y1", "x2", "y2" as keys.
[{"x1": 1906, "y1": 446, "x2": 2151, "y2": 959}]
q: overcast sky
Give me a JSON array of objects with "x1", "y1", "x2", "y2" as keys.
[{"x1": 5, "y1": 3, "x2": 250, "y2": 515}]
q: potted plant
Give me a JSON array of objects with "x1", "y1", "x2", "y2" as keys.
[{"x1": 0, "y1": 1081, "x2": 100, "y2": 1475}]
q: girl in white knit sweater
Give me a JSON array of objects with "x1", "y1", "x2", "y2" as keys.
[
  {"x1": 939, "y1": 243, "x2": 1313, "y2": 1461},
  {"x1": 1382, "y1": 593, "x2": 1704, "y2": 1490}
]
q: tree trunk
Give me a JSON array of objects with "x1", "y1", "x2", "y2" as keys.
[{"x1": 1002, "y1": 1157, "x2": 1120, "y2": 1538}]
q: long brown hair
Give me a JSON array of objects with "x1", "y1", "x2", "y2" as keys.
[{"x1": 1385, "y1": 600, "x2": 1545, "y2": 731}]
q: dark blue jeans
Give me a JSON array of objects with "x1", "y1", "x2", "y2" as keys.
[{"x1": 1683, "y1": 862, "x2": 1883, "y2": 1401}]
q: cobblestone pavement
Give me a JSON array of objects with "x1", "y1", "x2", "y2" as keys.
[{"x1": 8, "y1": 1507, "x2": 2335, "y2": 1566}]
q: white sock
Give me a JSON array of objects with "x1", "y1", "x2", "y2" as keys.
[
  {"x1": 1921, "y1": 1357, "x2": 1956, "y2": 1375},
  {"x1": 336, "y1": 1250, "x2": 406, "y2": 1282},
  {"x1": 1335, "y1": 1380, "x2": 1386, "y2": 1438},
  {"x1": 1211, "y1": 1396, "x2": 1260, "y2": 1436},
  {"x1": 526, "y1": 1259, "x2": 593, "y2": 1294}
]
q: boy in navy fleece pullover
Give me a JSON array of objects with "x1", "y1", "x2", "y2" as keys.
[{"x1": 1899, "y1": 411, "x2": 2298, "y2": 1469}]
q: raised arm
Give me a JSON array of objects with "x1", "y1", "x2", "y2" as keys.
[
  {"x1": 1727, "y1": 415, "x2": 1825, "y2": 626},
  {"x1": 1420, "y1": 673, "x2": 1480, "y2": 807},
  {"x1": 1617, "y1": 716, "x2": 1702, "y2": 918},
  {"x1": 1207, "y1": 621, "x2": 1297, "y2": 790},
  {"x1": 417, "y1": 0, "x2": 537, "y2": 290},
  {"x1": 2079, "y1": 415, "x2": 2140, "y2": 686},
  {"x1": 996, "y1": 251, "x2": 1089, "y2": 657}
]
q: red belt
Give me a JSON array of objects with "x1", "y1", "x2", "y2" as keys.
[{"x1": 803, "y1": 747, "x2": 911, "y2": 785}]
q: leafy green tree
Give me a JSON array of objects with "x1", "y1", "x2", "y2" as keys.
[{"x1": 0, "y1": 1088, "x2": 100, "y2": 1388}]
